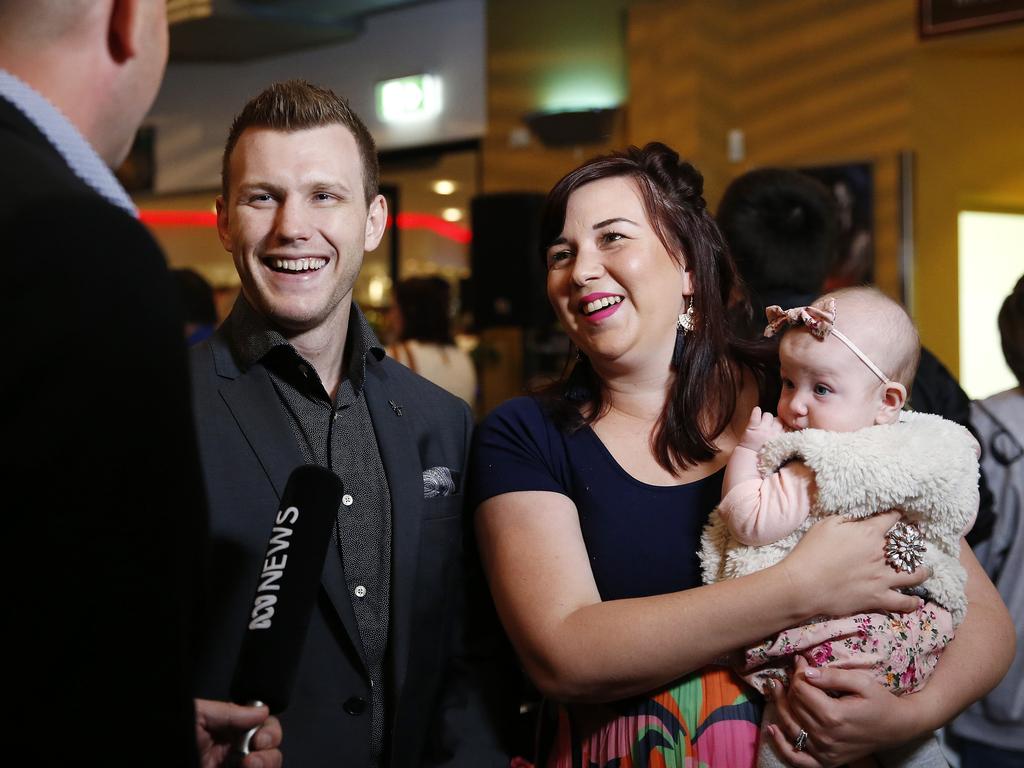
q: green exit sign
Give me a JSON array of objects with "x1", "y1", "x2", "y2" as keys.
[{"x1": 375, "y1": 74, "x2": 442, "y2": 124}]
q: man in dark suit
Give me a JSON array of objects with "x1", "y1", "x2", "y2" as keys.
[
  {"x1": 190, "y1": 80, "x2": 512, "y2": 767},
  {"x1": 0, "y1": 2, "x2": 280, "y2": 765}
]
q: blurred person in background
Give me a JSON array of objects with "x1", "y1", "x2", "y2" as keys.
[
  {"x1": 716, "y1": 168, "x2": 839, "y2": 339},
  {"x1": 950, "y1": 276, "x2": 1024, "y2": 768},
  {"x1": 388, "y1": 276, "x2": 477, "y2": 406},
  {"x1": 0, "y1": 1, "x2": 280, "y2": 764},
  {"x1": 173, "y1": 267, "x2": 220, "y2": 346}
]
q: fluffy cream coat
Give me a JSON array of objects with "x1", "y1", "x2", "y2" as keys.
[{"x1": 700, "y1": 411, "x2": 979, "y2": 625}]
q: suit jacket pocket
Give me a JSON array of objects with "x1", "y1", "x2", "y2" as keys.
[{"x1": 420, "y1": 494, "x2": 464, "y2": 522}]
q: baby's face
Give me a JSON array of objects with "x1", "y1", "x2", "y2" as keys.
[{"x1": 777, "y1": 330, "x2": 886, "y2": 432}]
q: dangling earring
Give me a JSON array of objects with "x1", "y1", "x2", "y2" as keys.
[
  {"x1": 672, "y1": 298, "x2": 695, "y2": 368},
  {"x1": 678, "y1": 300, "x2": 695, "y2": 334}
]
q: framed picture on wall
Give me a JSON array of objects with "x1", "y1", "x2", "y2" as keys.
[
  {"x1": 919, "y1": 0, "x2": 1024, "y2": 38},
  {"x1": 798, "y1": 162, "x2": 875, "y2": 292}
]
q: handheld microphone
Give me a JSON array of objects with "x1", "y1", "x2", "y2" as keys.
[{"x1": 230, "y1": 465, "x2": 342, "y2": 715}]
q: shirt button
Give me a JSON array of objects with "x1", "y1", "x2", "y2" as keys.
[
  {"x1": 343, "y1": 696, "x2": 367, "y2": 715},
  {"x1": 354, "y1": 585, "x2": 367, "y2": 598},
  {"x1": 342, "y1": 494, "x2": 354, "y2": 506}
]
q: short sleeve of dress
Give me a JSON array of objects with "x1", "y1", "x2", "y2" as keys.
[{"x1": 469, "y1": 396, "x2": 571, "y2": 508}]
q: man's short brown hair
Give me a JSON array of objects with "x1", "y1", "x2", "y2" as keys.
[{"x1": 221, "y1": 79, "x2": 379, "y2": 203}]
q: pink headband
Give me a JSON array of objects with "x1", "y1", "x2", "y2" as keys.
[{"x1": 764, "y1": 298, "x2": 892, "y2": 385}]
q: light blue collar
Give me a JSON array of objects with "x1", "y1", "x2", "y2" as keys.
[{"x1": 0, "y1": 68, "x2": 137, "y2": 216}]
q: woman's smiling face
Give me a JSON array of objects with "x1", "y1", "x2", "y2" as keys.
[{"x1": 546, "y1": 176, "x2": 693, "y2": 375}]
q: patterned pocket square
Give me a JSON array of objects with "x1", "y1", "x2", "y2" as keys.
[{"x1": 422, "y1": 466, "x2": 459, "y2": 498}]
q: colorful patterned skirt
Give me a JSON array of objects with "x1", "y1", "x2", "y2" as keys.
[{"x1": 544, "y1": 666, "x2": 762, "y2": 768}]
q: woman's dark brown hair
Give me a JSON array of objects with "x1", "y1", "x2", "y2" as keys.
[{"x1": 538, "y1": 142, "x2": 774, "y2": 472}]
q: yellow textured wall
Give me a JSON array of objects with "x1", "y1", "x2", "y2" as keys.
[
  {"x1": 911, "y1": 27, "x2": 1024, "y2": 370},
  {"x1": 628, "y1": 1, "x2": 738, "y2": 199},
  {"x1": 629, "y1": 0, "x2": 913, "y2": 302},
  {"x1": 483, "y1": 0, "x2": 631, "y2": 194}
]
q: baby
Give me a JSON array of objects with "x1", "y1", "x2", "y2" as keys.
[{"x1": 701, "y1": 287, "x2": 980, "y2": 768}]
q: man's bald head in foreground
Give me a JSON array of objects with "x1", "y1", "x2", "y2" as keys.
[{"x1": 0, "y1": 0, "x2": 168, "y2": 166}]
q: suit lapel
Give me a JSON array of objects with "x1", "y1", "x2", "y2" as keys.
[
  {"x1": 363, "y1": 362, "x2": 422, "y2": 701},
  {"x1": 212, "y1": 334, "x2": 368, "y2": 673},
  {"x1": 218, "y1": 362, "x2": 298, "y2": 498}
]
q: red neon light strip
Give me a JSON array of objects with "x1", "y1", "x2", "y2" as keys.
[
  {"x1": 139, "y1": 210, "x2": 218, "y2": 227},
  {"x1": 391, "y1": 212, "x2": 472, "y2": 244},
  {"x1": 140, "y1": 209, "x2": 472, "y2": 244}
]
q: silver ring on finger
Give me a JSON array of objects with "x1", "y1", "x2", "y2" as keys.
[
  {"x1": 884, "y1": 521, "x2": 926, "y2": 573},
  {"x1": 793, "y1": 728, "x2": 809, "y2": 753}
]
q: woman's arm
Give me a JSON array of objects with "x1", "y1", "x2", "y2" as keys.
[
  {"x1": 766, "y1": 538, "x2": 1015, "y2": 767},
  {"x1": 476, "y1": 492, "x2": 926, "y2": 703}
]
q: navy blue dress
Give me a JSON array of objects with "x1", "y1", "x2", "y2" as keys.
[
  {"x1": 471, "y1": 397, "x2": 761, "y2": 768},
  {"x1": 471, "y1": 396, "x2": 723, "y2": 599}
]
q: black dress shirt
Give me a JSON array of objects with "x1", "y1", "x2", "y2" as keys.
[{"x1": 226, "y1": 297, "x2": 392, "y2": 765}]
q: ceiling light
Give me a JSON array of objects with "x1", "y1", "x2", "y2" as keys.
[
  {"x1": 441, "y1": 207, "x2": 463, "y2": 222},
  {"x1": 432, "y1": 179, "x2": 456, "y2": 195}
]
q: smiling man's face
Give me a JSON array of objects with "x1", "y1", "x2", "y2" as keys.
[{"x1": 217, "y1": 124, "x2": 386, "y2": 334}]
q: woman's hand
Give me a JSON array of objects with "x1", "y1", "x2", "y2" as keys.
[
  {"x1": 766, "y1": 538, "x2": 1015, "y2": 767},
  {"x1": 765, "y1": 657, "x2": 921, "y2": 767},
  {"x1": 779, "y1": 511, "x2": 926, "y2": 619}
]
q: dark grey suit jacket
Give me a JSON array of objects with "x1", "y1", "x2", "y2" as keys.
[{"x1": 189, "y1": 317, "x2": 512, "y2": 767}]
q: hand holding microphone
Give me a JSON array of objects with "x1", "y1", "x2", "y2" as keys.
[
  {"x1": 229, "y1": 465, "x2": 343, "y2": 759},
  {"x1": 195, "y1": 699, "x2": 282, "y2": 768}
]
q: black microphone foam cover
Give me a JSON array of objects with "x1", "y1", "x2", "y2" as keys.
[{"x1": 230, "y1": 465, "x2": 342, "y2": 713}]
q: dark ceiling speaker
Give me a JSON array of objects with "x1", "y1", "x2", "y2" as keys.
[
  {"x1": 522, "y1": 108, "x2": 619, "y2": 147},
  {"x1": 470, "y1": 193, "x2": 552, "y2": 329}
]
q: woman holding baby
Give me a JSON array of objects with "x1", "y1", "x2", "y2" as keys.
[{"x1": 469, "y1": 143, "x2": 1013, "y2": 767}]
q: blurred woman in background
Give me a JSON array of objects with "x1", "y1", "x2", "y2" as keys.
[{"x1": 388, "y1": 276, "x2": 477, "y2": 406}]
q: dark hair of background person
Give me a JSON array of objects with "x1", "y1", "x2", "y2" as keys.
[
  {"x1": 221, "y1": 79, "x2": 379, "y2": 203},
  {"x1": 394, "y1": 276, "x2": 455, "y2": 345},
  {"x1": 537, "y1": 142, "x2": 777, "y2": 473},
  {"x1": 716, "y1": 168, "x2": 838, "y2": 323},
  {"x1": 998, "y1": 275, "x2": 1023, "y2": 386},
  {"x1": 171, "y1": 268, "x2": 217, "y2": 326}
]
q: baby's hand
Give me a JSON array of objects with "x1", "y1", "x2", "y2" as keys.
[{"x1": 738, "y1": 406, "x2": 784, "y2": 452}]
